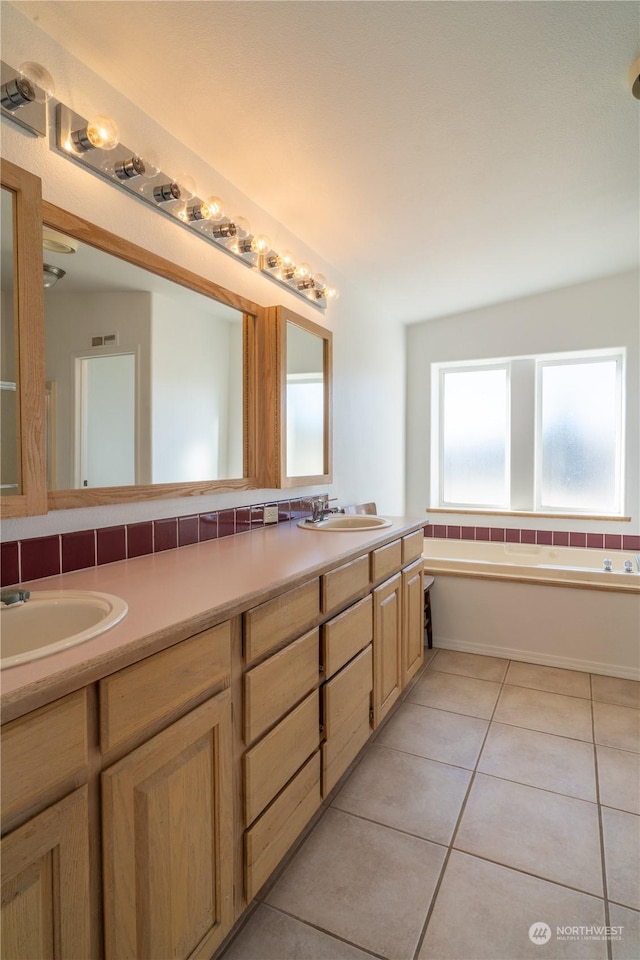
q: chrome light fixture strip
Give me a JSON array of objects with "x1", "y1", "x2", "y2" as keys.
[{"x1": 0, "y1": 60, "x2": 47, "y2": 137}]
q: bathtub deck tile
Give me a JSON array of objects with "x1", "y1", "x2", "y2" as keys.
[
  {"x1": 494, "y1": 684, "x2": 593, "y2": 741},
  {"x1": 505, "y1": 661, "x2": 591, "y2": 699}
]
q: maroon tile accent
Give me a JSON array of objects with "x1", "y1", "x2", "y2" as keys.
[
  {"x1": 552, "y1": 531, "x2": 569, "y2": 547},
  {"x1": 475, "y1": 527, "x2": 490, "y2": 541},
  {"x1": 178, "y1": 516, "x2": 199, "y2": 546},
  {"x1": 199, "y1": 512, "x2": 218, "y2": 541},
  {"x1": 289, "y1": 499, "x2": 305, "y2": 521},
  {"x1": 490, "y1": 528, "x2": 505, "y2": 542},
  {"x1": 604, "y1": 534, "x2": 622, "y2": 550},
  {"x1": 127, "y1": 522, "x2": 153, "y2": 559},
  {"x1": 433, "y1": 524, "x2": 447, "y2": 538},
  {"x1": 21, "y1": 535, "x2": 61, "y2": 581},
  {"x1": 97, "y1": 526, "x2": 126, "y2": 565},
  {"x1": 623, "y1": 534, "x2": 640, "y2": 551},
  {"x1": 505, "y1": 529, "x2": 520, "y2": 543},
  {"x1": 570, "y1": 532, "x2": 586, "y2": 547},
  {"x1": 278, "y1": 501, "x2": 291, "y2": 522},
  {"x1": 520, "y1": 529, "x2": 536, "y2": 544},
  {"x1": 1, "y1": 541, "x2": 19, "y2": 587},
  {"x1": 587, "y1": 533, "x2": 603, "y2": 549},
  {"x1": 218, "y1": 509, "x2": 236, "y2": 538},
  {"x1": 536, "y1": 530, "x2": 553, "y2": 545},
  {"x1": 423, "y1": 524, "x2": 431, "y2": 537},
  {"x1": 154, "y1": 518, "x2": 177, "y2": 552},
  {"x1": 447, "y1": 525, "x2": 461, "y2": 540},
  {"x1": 236, "y1": 506, "x2": 264, "y2": 532},
  {"x1": 461, "y1": 526, "x2": 476, "y2": 541},
  {"x1": 62, "y1": 530, "x2": 96, "y2": 573},
  {"x1": 251, "y1": 505, "x2": 265, "y2": 528}
]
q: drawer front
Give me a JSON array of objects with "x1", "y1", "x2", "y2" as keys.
[
  {"x1": 322, "y1": 696, "x2": 371, "y2": 797},
  {"x1": 1, "y1": 689, "x2": 88, "y2": 824},
  {"x1": 100, "y1": 622, "x2": 231, "y2": 754},
  {"x1": 322, "y1": 595, "x2": 372, "y2": 679},
  {"x1": 244, "y1": 629, "x2": 320, "y2": 745},
  {"x1": 321, "y1": 555, "x2": 369, "y2": 615},
  {"x1": 245, "y1": 752, "x2": 321, "y2": 900},
  {"x1": 402, "y1": 529, "x2": 424, "y2": 565},
  {"x1": 244, "y1": 579, "x2": 320, "y2": 664},
  {"x1": 370, "y1": 539, "x2": 402, "y2": 583},
  {"x1": 244, "y1": 690, "x2": 320, "y2": 825},
  {"x1": 322, "y1": 645, "x2": 373, "y2": 739}
]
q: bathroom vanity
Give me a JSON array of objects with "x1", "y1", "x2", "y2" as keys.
[{"x1": 0, "y1": 517, "x2": 425, "y2": 959}]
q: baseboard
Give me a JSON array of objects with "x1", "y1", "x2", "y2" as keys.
[{"x1": 433, "y1": 635, "x2": 640, "y2": 682}]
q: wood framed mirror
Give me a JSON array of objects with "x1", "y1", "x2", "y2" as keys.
[
  {"x1": 40, "y1": 202, "x2": 265, "y2": 508},
  {"x1": 265, "y1": 305, "x2": 332, "y2": 488},
  {"x1": 0, "y1": 160, "x2": 47, "y2": 518}
]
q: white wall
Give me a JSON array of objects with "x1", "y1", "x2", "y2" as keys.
[
  {"x1": 1, "y1": 3, "x2": 406, "y2": 541},
  {"x1": 406, "y1": 270, "x2": 640, "y2": 533}
]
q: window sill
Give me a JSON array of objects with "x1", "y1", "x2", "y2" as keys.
[{"x1": 426, "y1": 508, "x2": 631, "y2": 523}]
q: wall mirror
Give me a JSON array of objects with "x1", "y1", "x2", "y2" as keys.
[
  {"x1": 0, "y1": 161, "x2": 47, "y2": 518},
  {"x1": 265, "y1": 305, "x2": 332, "y2": 487},
  {"x1": 41, "y1": 202, "x2": 263, "y2": 509}
]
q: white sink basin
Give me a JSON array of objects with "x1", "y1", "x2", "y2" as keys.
[
  {"x1": 1, "y1": 591, "x2": 128, "y2": 669},
  {"x1": 298, "y1": 515, "x2": 392, "y2": 531}
]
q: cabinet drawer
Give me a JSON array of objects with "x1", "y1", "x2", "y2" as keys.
[
  {"x1": 322, "y1": 697, "x2": 371, "y2": 796},
  {"x1": 370, "y1": 539, "x2": 402, "y2": 582},
  {"x1": 322, "y1": 595, "x2": 372, "y2": 680},
  {"x1": 245, "y1": 752, "x2": 321, "y2": 900},
  {"x1": 244, "y1": 579, "x2": 319, "y2": 664},
  {"x1": 244, "y1": 629, "x2": 319, "y2": 745},
  {"x1": 322, "y1": 645, "x2": 372, "y2": 739},
  {"x1": 1, "y1": 689, "x2": 88, "y2": 825},
  {"x1": 100, "y1": 622, "x2": 230, "y2": 754},
  {"x1": 402, "y1": 529, "x2": 424, "y2": 565},
  {"x1": 244, "y1": 691, "x2": 320, "y2": 825},
  {"x1": 321, "y1": 555, "x2": 369, "y2": 615}
]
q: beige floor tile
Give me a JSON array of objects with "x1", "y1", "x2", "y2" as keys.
[
  {"x1": 331, "y1": 743, "x2": 471, "y2": 844},
  {"x1": 609, "y1": 903, "x2": 640, "y2": 960},
  {"x1": 377, "y1": 701, "x2": 488, "y2": 770},
  {"x1": 418, "y1": 850, "x2": 607, "y2": 960},
  {"x1": 494, "y1": 685, "x2": 593, "y2": 741},
  {"x1": 454, "y1": 774, "x2": 603, "y2": 896},
  {"x1": 266, "y1": 808, "x2": 445, "y2": 959},
  {"x1": 602, "y1": 807, "x2": 640, "y2": 910},
  {"x1": 506, "y1": 662, "x2": 591, "y2": 699},
  {"x1": 594, "y1": 702, "x2": 640, "y2": 753},
  {"x1": 592, "y1": 675, "x2": 640, "y2": 709},
  {"x1": 220, "y1": 904, "x2": 378, "y2": 960},
  {"x1": 597, "y1": 746, "x2": 640, "y2": 815},
  {"x1": 478, "y1": 723, "x2": 596, "y2": 801},
  {"x1": 407, "y1": 669, "x2": 501, "y2": 720},
  {"x1": 430, "y1": 649, "x2": 509, "y2": 682}
]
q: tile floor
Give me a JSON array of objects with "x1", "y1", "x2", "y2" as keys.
[{"x1": 217, "y1": 649, "x2": 640, "y2": 960}]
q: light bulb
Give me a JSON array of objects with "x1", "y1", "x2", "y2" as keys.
[
  {"x1": 72, "y1": 114, "x2": 120, "y2": 151},
  {"x1": 294, "y1": 262, "x2": 311, "y2": 280},
  {"x1": 18, "y1": 62, "x2": 55, "y2": 102},
  {"x1": 174, "y1": 174, "x2": 196, "y2": 201},
  {"x1": 231, "y1": 216, "x2": 250, "y2": 238},
  {"x1": 280, "y1": 250, "x2": 296, "y2": 279},
  {"x1": 251, "y1": 234, "x2": 271, "y2": 254},
  {"x1": 139, "y1": 151, "x2": 161, "y2": 180},
  {"x1": 324, "y1": 286, "x2": 340, "y2": 301},
  {"x1": 314, "y1": 274, "x2": 327, "y2": 290},
  {"x1": 203, "y1": 196, "x2": 224, "y2": 220}
]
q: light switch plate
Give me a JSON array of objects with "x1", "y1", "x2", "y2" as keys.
[{"x1": 263, "y1": 505, "x2": 279, "y2": 524}]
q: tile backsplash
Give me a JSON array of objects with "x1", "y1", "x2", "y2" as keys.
[
  {"x1": 1, "y1": 497, "x2": 318, "y2": 587},
  {"x1": 425, "y1": 523, "x2": 640, "y2": 552}
]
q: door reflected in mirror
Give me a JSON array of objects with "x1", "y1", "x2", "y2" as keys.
[
  {"x1": 42, "y1": 234, "x2": 245, "y2": 490},
  {"x1": 0, "y1": 186, "x2": 20, "y2": 496}
]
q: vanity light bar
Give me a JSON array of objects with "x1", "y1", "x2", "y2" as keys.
[
  {"x1": 0, "y1": 60, "x2": 51, "y2": 138},
  {"x1": 53, "y1": 101, "x2": 336, "y2": 309}
]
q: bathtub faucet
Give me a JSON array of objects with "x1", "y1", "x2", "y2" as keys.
[{"x1": 603, "y1": 559, "x2": 613, "y2": 572}]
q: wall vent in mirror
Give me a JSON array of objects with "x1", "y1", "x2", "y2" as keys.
[{"x1": 53, "y1": 103, "x2": 338, "y2": 310}]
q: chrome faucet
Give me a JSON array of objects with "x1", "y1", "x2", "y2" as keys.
[{"x1": 309, "y1": 497, "x2": 339, "y2": 523}]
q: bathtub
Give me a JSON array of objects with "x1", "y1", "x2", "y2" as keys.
[{"x1": 422, "y1": 538, "x2": 640, "y2": 680}]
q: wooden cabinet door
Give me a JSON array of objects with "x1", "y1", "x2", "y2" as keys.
[
  {"x1": 403, "y1": 559, "x2": 425, "y2": 686},
  {"x1": 372, "y1": 573, "x2": 402, "y2": 728},
  {"x1": 102, "y1": 691, "x2": 233, "y2": 960},
  {"x1": 1, "y1": 786, "x2": 91, "y2": 960}
]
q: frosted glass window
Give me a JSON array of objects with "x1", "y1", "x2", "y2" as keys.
[
  {"x1": 286, "y1": 377, "x2": 324, "y2": 477},
  {"x1": 441, "y1": 368, "x2": 508, "y2": 506},
  {"x1": 539, "y1": 360, "x2": 620, "y2": 512}
]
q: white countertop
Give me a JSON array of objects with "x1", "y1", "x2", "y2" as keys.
[{"x1": 1, "y1": 517, "x2": 424, "y2": 722}]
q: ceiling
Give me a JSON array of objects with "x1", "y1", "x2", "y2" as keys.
[{"x1": 11, "y1": 0, "x2": 640, "y2": 324}]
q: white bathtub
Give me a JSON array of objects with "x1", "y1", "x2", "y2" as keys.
[{"x1": 422, "y1": 538, "x2": 640, "y2": 680}]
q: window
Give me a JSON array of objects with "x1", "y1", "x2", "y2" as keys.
[{"x1": 432, "y1": 350, "x2": 624, "y2": 515}]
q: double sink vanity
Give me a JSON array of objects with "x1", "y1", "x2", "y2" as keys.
[{"x1": 0, "y1": 516, "x2": 426, "y2": 959}]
